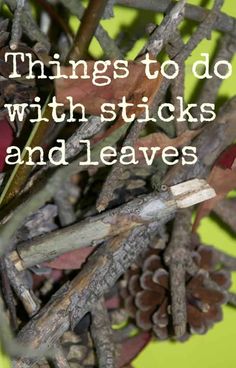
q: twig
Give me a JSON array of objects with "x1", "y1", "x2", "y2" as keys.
[
  {"x1": 36, "y1": 0, "x2": 74, "y2": 41},
  {"x1": 96, "y1": 0, "x2": 223, "y2": 212},
  {"x1": 164, "y1": 96, "x2": 236, "y2": 186},
  {"x1": 58, "y1": 0, "x2": 122, "y2": 59},
  {"x1": 5, "y1": 0, "x2": 50, "y2": 51},
  {"x1": 192, "y1": 33, "x2": 236, "y2": 129},
  {"x1": 91, "y1": 298, "x2": 116, "y2": 368},
  {"x1": 51, "y1": 116, "x2": 109, "y2": 164},
  {"x1": 0, "y1": 292, "x2": 53, "y2": 359},
  {"x1": 117, "y1": 0, "x2": 236, "y2": 35},
  {"x1": 164, "y1": 208, "x2": 192, "y2": 338},
  {"x1": 213, "y1": 198, "x2": 236, "y2": 234},
  {"x1": 228, "y1": 293, "x2": 236, "y2": 307},
  {"x1": 9, "y1": 179, "x2": 215, "y2": 271},
  {"x1": 9, "y1": 0, "x2": 24, "y2": 50},
  {"x1": 166, "y1": 31, "x2": 186, "y2": 135},
  {"x1": 198, "y1": 34, "x2": 236, "y2": 106},
  {"x1": 5, "y1": 257, "x2": 41, "y2": 317},
  {"x1": 7, "y1": 180, "x2": 214, "y2": 366},
  {"x1": 176, "y1": 0, "x2": 224, "y2": 65},
  {"x1": 0, "y1": 122, "x2": 130, "y2": 254},
  {"x1": 68, "y1": 0, "x2": 110, "y2": 60},
  {"x1": 13, "y1": 221, "x2": 170, "y2": 367},
  {"x1": 51, "y1": 344, "x2": 70, "y2": 368},
  {"x1": 212, "y1": 247, "x2": 236, "y2": 270},
  {"x1": 0, "y1": 257, "x2": 18, "y2": 329},
  {"x1": 139, "y1": 0, "x2": 186, "y2": 56},
  {"x1": 96, "y1": 0, "x2": 186, "y2": 212}
]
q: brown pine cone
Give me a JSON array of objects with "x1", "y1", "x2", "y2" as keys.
[{"x1": 120, "y1": 241, "x2": 231, "y2": 341}]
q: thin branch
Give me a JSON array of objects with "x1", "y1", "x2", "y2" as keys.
[
  {"x1": 0, "y1": 292, "x2": 54, "y2": 360},
  {"x1": 228, "y1": 293, "x2": 236, "y2": 307},
  {"x1": 13, "y1": 223, "x2": 164, "y2": 368},
  {"x1": 212, "y1": 247, "x2": 236, "y2": 270},
  {"x1": 9, "y1": 0, "x2": 24, "y2": 50},
  {"x1": 117, "y1": 0, "x2": 236, "y2": 35},
  {"x1": 138, "y1": 0, "x2": 186, "y2": 57},
  {"x1": 91, "y1": 298, "x2": 116, "y2": 368},
  {"x1": 213, "y1": 198, "x2": 236, "y2": 234},
  {"x1": 164, "y1": 96, "x2": 236, "y2": 186},
  {"x1": 198, "y1": 34, "x2": 236, "y2": 106},
  {"x1": 96, "y1": 0, "x2": 186, "y2": 212},
  {"x1": 164, "y1": 208, "x2": 192, "y2": 338},
  {"x1": 58, "y1": 0, "x2": 122, "y2": 59},
  {"x1": 0, "y1": 122, "x2": 129, "y2": 255},
  {"x1": 68, "y1": 0, "x2": 110, "y2": 60},
  {"x1": 9, "y1": 179, "x2": 215, "y2": 271},
  {"x1": 0, "y1": 258, "x2": 18, "y2": 329},
  {"x1": 5, "y1": 0, "x2": 50, "y2": 51},
  {"x1": 166, "y1": 30, "x2": 186, "y2": 135},
  {"x1": 5, "y1": 257, "x2": 41, "y2": 317},
  {"x1": 51, "y1": 344, "x2": 70, "y2": 368}
]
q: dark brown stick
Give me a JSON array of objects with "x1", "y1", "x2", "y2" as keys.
[{"x1": 69, "y1": 0, "x2": 110, "y2": 60}]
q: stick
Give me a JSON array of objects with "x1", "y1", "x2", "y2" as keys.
[
  {"x1": 96, "y1": 0, "x2": 186, "y2": 212},
  {"x1": 0, "y1": 258, "x2": 18, "y2": 329},
  {"x1": 164, "y1": 97, "x2": 236, "y2": 186},
  {"x1": 51, "y1": 344, "x2": 70, "y2": 368},
  {"x1": 9, "y1": 0, "x2": 24, "y2": 50},
  {"x1": 12, "y1": 179, "x2": 212, "y2": 367},
  {"x1": 91, "y1": 298, "x2": 116, "y2": 368},
  {"x1": 166, "y1": 31, "x2": 186, "y2": 135},
  {"x1": 9, "y1": 179, "x2": 215, "y2": 271},
  {"x1": 213, "y1": 247, "x2": 236, "y2": 270},
  {"x1": 117, "y1": 0, "x2": 236, "y2": 35},
  {"x1": 164, "y1": 208, "x2": 192, "y2": 338},
  {"x1": 69, "y1": 0, "x2": 110, "y2": 60},
  {"x1": 5, "y1": 0, "x2": 50, "y2": 51},
  {"x1": 5, "y1": 257, "x2": 41, "y2": 317},
  {"x1": 58, "y1": 0, "x2": 122, "y2": 59},
  {"x1": 213, "y1": 198, "x2": 236, "y2": 234}
]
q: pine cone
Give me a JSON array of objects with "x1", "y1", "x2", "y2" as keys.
[{"x1": 120, "y1": 240, "x2": 231, "y2": 341}]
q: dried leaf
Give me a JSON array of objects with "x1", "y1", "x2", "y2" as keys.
[
  {"x1": 193, "y1": 145, "x2": 236, "y2": 230},
  {"x1": 54, "y1": 57, "x2": 162, "y2": 117},
  {"x1": 44, "y1": 247, "x2": 93, "y2": 270},
  {"x1": 117, "y1": 332, "x2": 151, "y2": 368},
  {"x1": 135, "y1": 129, "x2": 200, "y2": 160}
]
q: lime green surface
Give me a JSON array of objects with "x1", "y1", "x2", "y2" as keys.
[
  {"x1": 0, "y1": 348, "x2": 10, "y2": 368},
  {"x1": 1, "y1": 1, "x2": 236, "y2": 367}
]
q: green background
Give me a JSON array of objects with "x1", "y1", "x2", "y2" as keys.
[{"x1": 1, "y1": 1, "x2": 236, "y2": 367}]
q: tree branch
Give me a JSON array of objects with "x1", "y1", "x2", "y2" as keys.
[{"x1": 10, "y1": 179, "x2": 214, "y2": 271}]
